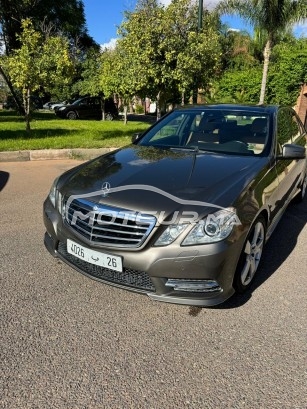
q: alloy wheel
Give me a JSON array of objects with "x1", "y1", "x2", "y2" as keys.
[
  {"x1": 234, "y1": 216, "x2": 266, "y2": 292},
  {"x1": 67, "y1": 111, "x2": 77, "y2": 120}
]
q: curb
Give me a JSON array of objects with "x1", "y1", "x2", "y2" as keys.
[{"x1": 0, "y1": 147, "x2": 118, "y2": 162}]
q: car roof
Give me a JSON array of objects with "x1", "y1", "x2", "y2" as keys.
[{"x1": 174, "y1": 104, "x2": 278, "y2": 114}]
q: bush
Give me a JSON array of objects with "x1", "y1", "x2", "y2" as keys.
[{"x1": 135, "y1": 104, "x2": 144, "y2": 114}]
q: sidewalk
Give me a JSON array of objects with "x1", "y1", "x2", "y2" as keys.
[{"x1": 0, "y1": 147, "x2": 117, "y2": 162}]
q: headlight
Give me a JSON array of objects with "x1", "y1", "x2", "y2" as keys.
[
  {"x1": 58, "y1": 106, "x2": 66, "y2": 111},
  {"x1": 154, "y1": 224, "x2": 188, "y2": 246},
  {"x1": 48, "y1": 177, "x2": 59, "y2": 207},
  {"x1": 182, "y1": 208, "x2": 239, "y2": 245}
]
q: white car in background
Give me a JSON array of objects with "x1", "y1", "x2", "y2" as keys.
[
  {"x1": 42, "y1": 102, "x2": 53, "y2": 110},
  {"x1": 49, "y1": 101, "x2": 67, "y2": 111}
]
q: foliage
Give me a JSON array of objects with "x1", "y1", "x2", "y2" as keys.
[
  {"x1": 115, "y1": 0, "x2": 222, "y2": 119},
  {"x1": 73, "y1": 49, "x2": 102, "y2": 98},
  {"x1": 267, "y1": 38, "x2": 307, "y2": 105},
  {"x1": 53, "y1": 0, "x2": 225, "y2": 108},
  {"x1": 168, "y1": 0, "x2": 222, "y2": 100},
  {"x1": 0, "y1": 0, "x2": 96, "y2": 55},
  {"x1": 220, "y1": 29, "x2": 258, "y2": 70},
  {"x1": 99, "y1": 44, "x2": 147, "y2": 124},
  {"x1": 116, "y1": 0, "x2": 166, "y2": 118},
  {"x1": 0, "y1": 0, "x2": 97, "y2": 114},
  {"x1": 210, "y1": 67, "x2": 262, "y2": 103},
  {"x1": 208, "y1": 34, "x2": 307, "y2": 106},
  {"x1": 6, "y1": 19, "x2": 74, "y2": 132},
  {"x1": 134, "y1": 104, "x2": 144, "y2": 114},
  {"x1": 216, "y1": 0, "x2": 307, "y2": 104}
]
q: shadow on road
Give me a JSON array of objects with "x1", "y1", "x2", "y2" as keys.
[
  {"x1": 0, "y1": 170, "x2": 9, "y2": 192},
  {"x1": 188, "y1": 197, "x2": 307, "y2": 314}
]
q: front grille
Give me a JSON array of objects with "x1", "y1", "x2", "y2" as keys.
[
  {"x1": 57, "y1": 241, "x2": 155, "y2": 292},
  {"x1": 64, "y1": 198, "x2": 156, "y2": 248}
]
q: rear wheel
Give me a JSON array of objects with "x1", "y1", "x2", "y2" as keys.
[
  {"x1": 233, "y1": 216, "x2": 266, "y2": 293},
  {"x1": 67, "y1": 111, "x2": 77, "y2": 120}
]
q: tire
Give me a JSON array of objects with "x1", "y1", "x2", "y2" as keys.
[
  {"x1": 233, "y1": 216, "x2": 266, "y2": 293},
  {"x1": 67, "y1": 111, "x2": 77, "y2": 120},
  {"x1": 294, "y1": 172, "x2": 307, "y2": 203}
]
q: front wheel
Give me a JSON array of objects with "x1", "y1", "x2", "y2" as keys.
[
  {"x1": 233, "y1": 216, "x2": 266, "y2": 293},
  {"x1": 67, "y1": 111, "x2": 77, "y2": 120}
]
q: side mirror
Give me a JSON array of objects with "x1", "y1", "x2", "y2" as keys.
[
  {"x1": 282, "y1": 144, "x2": 306, "y2": 159},
  {"x1": 132, "y1": 132, "x2": 142, "y2": 144}
]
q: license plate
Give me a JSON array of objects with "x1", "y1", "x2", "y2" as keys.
[{"x1": 67, "y1": 239, "x2": 123, "y2": 272}]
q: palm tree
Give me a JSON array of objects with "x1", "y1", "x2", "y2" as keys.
[{"x1": 216, "y1": 0, "x2": 307, "y2": 104}]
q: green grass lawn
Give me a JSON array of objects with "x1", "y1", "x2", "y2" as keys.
[{"x1": 0, "y1": 110, "x2": 152, "y2": 151}]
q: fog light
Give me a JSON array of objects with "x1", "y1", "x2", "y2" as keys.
[{"x1": 165, "y1": 279, "x2": 222, "y2": 293}]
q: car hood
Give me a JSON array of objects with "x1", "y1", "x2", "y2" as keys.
[{"x1": 60, "y1": 145, "x2": 268, "y2": 215}]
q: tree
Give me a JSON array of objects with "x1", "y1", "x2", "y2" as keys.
[
  {"x1": 162, "y1": 1, "x2": 221, "y2": 104},
  {"x1": 211, "y1": 67, "x2": 262, "y2": 103},
  {"x1": 116, "y1": 0, "x2": 222, "y2": 119},
  {"x1": 0, "y1": 0, "x2": 96, "y2": 54},
  {"x1": 74, "y1": 49, "x2": 118, "y2": 121},
  {"x1": 117, "y1": 0, "x2": 168, "y2": 119},
  {"x1": 217, "y1": 0, "x2": 307, "y2": 104},
  {"x1": 6, "y1": 19, "x2": 74, "y2": 132},
  {"x1": 0, "y1": 0, "x2": 97, "y2": 113},
  {"x1": 100, "y1": 46, "x2": 146, "y2": 124},
  {"x1": 219, "y1": 28, "x2": 258, "y2": 71},
  {"x1": 267, "y1": 38, "x2": 307, "y2": 105}
]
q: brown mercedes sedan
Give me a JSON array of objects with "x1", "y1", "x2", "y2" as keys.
[{"x1": 43, "y1": 104, "x2": 307, "y2": 306}]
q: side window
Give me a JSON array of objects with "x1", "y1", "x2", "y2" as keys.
[
  {"x1": 190, "y1": 114, "x2": 204, "y2": 131},
  {"x1": 90, "y1": 98, "x2": 100, "y2": 106}
]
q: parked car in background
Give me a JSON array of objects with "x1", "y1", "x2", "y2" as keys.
[
  {"x1": 55, "y1": 96, "x2": 118, "y2": 120},
  {"x1": 44, "y1": 104, "x2": 307, "y2": 307},
  {"x1": 50, "y1": 101, "x2": 67, "y2": 111},
  {"x1": 43, "y1": 101, "x2": 53, "y2": 110},
  {"x1": 4, "y1": 95, "x2": 42, "y2": 110}
]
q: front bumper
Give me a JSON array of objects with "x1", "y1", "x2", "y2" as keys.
[{"x1": 44, "y1": 198, "x2": 245, "y2": 307}]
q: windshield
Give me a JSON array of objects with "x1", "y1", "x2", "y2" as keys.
[
  {"x1": 72, "y1": 98, "x2": 83, "y2": 106},
  {"x1": 139, "y1": 109, "x2": 271, "y2": 156}
]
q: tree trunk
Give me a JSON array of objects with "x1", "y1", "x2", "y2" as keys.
[
  {"x1": 101, "y1": 99, "x2": 105, "y2": 120},
  {"x1": 156, "y1": 90, "x2": 161, "y2": 120},
  {"x1": 24, "y1": 88, "x2": 31, "y2": 133},
  {"x1": 0, "y1": 65, "x2": 25, "y2": 115},
  {"x1": 123, "y1": 105, "x2": 128, "y2": 125},
  {"x1": 259, "y1": 38, "x2": 272, "y2": 105},
  {"x1": 181, "y1": 91, "x2": 185, "y2": 106}
]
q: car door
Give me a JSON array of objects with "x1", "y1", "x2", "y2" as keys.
[
  {"x1": 91, "y1": 97, "x2": 102, "y2": 119},
  {"x1": 274, "y1": 107, "x2": 306, "y2": 208},
  {"x1": 80, "y1": 97, "x2": 101, "y2": 119},
  {"x1": 75, "y1": 97, "x2": 90, "y2": 119}
]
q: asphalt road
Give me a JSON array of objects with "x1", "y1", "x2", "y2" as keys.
[{"x1": 0, "y1": 160, "x2": 306, "y2": 409}]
